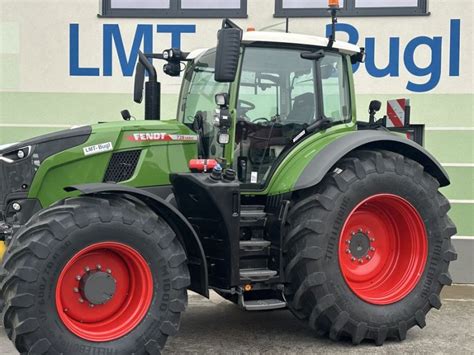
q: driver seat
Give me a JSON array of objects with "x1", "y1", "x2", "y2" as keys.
[{"x1": 286, "y1": 92, "x2": 316, "y2": 124}]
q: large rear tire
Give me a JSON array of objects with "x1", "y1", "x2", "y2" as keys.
[
  {"x1": 0, "y1": 195, "x2": 190, "y2": 354},
  {"x1": 283, "y1": 149, "x2": 457, "y2": 345}
]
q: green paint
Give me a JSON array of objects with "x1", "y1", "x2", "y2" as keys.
[
  {"x1": 262, "y1": 124, "x2": 355, "y2": 195},
  {"x1": 441, "y1": 167, "x2": 474, "y2": 200},
  {"x1": 425, "y1": 131, "x2": 474, "y2": 164},
  {"x1": 0, "y1": 127, "x2": 56, "y2": 143},
  {"x1": 29, "y1": 120, "x2": 197, "y2": 207},
  {"x1": 449, "y1": 203, "x2": 474, "y2": 237},
  {"x1": 0, "y1": 92, "x2": 179, "y2": 125}
]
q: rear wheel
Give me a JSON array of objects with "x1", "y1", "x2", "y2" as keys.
[
  {"x1": 0, "y1": 195, "x2": 190, "y2": 354},
  {"x1": 284, "y1": 150, "x2": 457, "y2": 345}
]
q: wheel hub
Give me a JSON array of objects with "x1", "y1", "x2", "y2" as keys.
[
  {"x1": 79, "y1": 270, "x2": 116, "y2": 305},
  {"x1": 348, "y1": 232, "x2": 371, "y2": 258},
  {"x1": 344, "y1": 229, "x2": 376, "y2": 264}
]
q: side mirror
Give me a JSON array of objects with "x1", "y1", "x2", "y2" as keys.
[
  {"x1": 368, "y1": 100, "x2": 382, "y2": 124},
  {"x1": 369, "y1": 100, "x2": 382, "y2": 115},
  {"x1": 215, "y1": 19, "x2": 242, "y2": 83}
]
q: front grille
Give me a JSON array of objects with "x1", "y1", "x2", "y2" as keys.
[{"x1": 103, "y1": 150, "x2": 141, "y2": 183}]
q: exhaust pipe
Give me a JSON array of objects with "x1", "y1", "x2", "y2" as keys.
[{"x1": 134, "y1": 51, "x2": 161, "y2": 120}]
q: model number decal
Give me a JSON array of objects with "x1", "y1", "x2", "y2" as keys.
[
  {"x1": 126, "y1": 132, "x2": 198, "y2": 142},
  {"x1": 83, "y1": 142, "x2": 113, "y2": 156}
]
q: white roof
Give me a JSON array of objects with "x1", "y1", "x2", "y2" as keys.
[
  {"x1": 187, "y1": 48, "x2": 209, "y2": 60},
  {"x1": 187, "y1": 30, "x2": 361, "y2": 61},
  {"x1": 242, "y1": 31, "x2": 360, "y2": 55}
]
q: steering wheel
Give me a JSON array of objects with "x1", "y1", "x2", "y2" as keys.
[
  {"x1": 238, "y1": 99, "x2": 256, "y2": 112},
  {"x1": 252, "y1": 117, "x2": 270, "y2": 124}
]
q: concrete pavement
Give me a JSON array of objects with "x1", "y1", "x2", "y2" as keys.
[{"x1": 0, "y1": 286, "x2": 473, "y2": 354}]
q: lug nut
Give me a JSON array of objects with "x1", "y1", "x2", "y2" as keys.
[
  {"x1": 84, "y1": 266, "x2": 90, "y2": 272},
  {"x1": 106, "y1": 268, "x2": 112, "y2": 274},
  {"x1": 351, "y1": 232, "x2": 355, "y2": 236},
  {"x1": 345, "y1": 249, "x2": 351, "y2": 254},
  {"x1": 96, "y1": 264, "x2": 102, "y2": 270},
  {"x1": 358, "y1": 259, "x2": 363, "y2": 264},
  {"x1": 64, "y1": 308, "x2": 68, "y2": 312},
  {"x1": 351, "y1": 257, "x2": 356, "y2": 261},
  {"x1": 370, "y1": 247, "x2": 376, "y2": 252},
  {"x1": 366, "y1": 255, "x2": 371, "y2": 260},
  {"x1": 346, "y1": 239, "x2": 351, "y2": 244},
  {"x1": 358, "y1": 228, "x2": 362, "y2": 232},
  {"x1": 89, "y1": 304, "x2": 95, "y2": 308},
  {"x1": 370, "y1": 238, "x2": 375, "y2": 242},
  {"x1": 78, "y1": 298, "x2": 84, "y2": 303},
  {"x1": 73, "y1": 287, "x2": 79, "y2": 293},
  {"x1": 76, "y1": 275, "x2": 81, "y2": 281}
]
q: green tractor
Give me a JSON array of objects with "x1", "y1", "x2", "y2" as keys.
[{"x1": 0, "y1": 5, "x2": 457, "y2": 354}]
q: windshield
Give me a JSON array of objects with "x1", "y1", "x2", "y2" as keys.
[{"x1": 179, "y1": 49, "x2": 230, "y2": 158}]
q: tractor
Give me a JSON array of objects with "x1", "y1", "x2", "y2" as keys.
[{"x1": 0, "y1": 2, "x2": 457, "y2": 353}]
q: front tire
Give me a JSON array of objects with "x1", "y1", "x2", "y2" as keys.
[
  {"x1": 284, "y1": 150, "x2": 457, "y2": 345},
  {"x1": 0, "y1": 195, "x2": 190, "y2": 354}
]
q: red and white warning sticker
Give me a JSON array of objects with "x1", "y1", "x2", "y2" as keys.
[
  {"x1": 126, "y1": 132, "x2": 198, "y2": 142},
  {"x1": 386, "y1": 99, "x2": 408, "y2": 128}
]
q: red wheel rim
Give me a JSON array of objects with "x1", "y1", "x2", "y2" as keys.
[
  {"x1": 339, "y1": 194, "x2": 427, "y2": 305},
  {"x1": 55, "y1": 242, "x2": 153, "y2": 342}
]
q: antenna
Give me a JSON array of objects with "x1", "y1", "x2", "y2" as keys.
[
  {"x1": 327, "y1": 0, "x2": 340, "y2": 49},
  {"x1": 286, "y1": 17, "x2": 289, "y2": 33}
]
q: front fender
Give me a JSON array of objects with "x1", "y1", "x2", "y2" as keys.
[
  {"x1": 65, "y1": 183, "x2": 209, "y2": 298},
  {"x1": 294, "y1": 130, "x2": 449, "y2": 191}
]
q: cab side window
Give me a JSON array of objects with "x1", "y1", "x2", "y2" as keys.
[{"x1": 320, "y1": 53, "x2": 351, "y2": 122}]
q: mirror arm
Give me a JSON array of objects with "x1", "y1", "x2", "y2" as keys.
[{"x1": 138, "y1": 51, "x2": 157, "y2": 82}]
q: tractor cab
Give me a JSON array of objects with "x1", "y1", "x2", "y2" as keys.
[{"x1": 178, "y1": 30, "x2": 359, "y2": 186}]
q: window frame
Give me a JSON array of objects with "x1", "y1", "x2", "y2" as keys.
[
  {"x1": 100, "y1": 0, "x2": 248, "y2": 18},
  {"x1": 274, "y1": 0, "x2": 429, "y2": 17}
]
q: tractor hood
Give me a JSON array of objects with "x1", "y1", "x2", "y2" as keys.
[
  {"x1": 0, "y1": 125, "x2": 92, "y2": 225},
  {"x1": 0, "y1": 120, "x2": 198, "y2": 230},
  {"x1": 0, "y1": 125, "x2": 92, "y2": 159}
]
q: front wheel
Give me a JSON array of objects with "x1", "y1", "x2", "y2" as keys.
[
  {"x1": 284, "y1": 150, "x2": 457, "y2": 345},
  {"x1": 0, "y1": 195, "x2": 190, "y2": 354}
]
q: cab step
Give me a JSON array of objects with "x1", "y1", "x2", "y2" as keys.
[
  {"x1": 240, "y1": 205, "x2": 267, "y2": 228},
  {"x1": 240, "y1": 268, "x2": 277, "y2": 282},
  {"x1": 240, "y1": 298, "x2": 287, "y2": 311},
  {"x1": 239, "y1": 240, "x2": 271, "y2": 252}
]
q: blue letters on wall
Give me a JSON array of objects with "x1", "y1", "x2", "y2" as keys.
[{"x1": 69, "y1": 21, "x2": 461, "y2": 92}]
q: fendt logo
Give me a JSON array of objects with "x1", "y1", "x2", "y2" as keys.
[{"x1": 69, "y1": 20, "x2": 461, "y2": 93}]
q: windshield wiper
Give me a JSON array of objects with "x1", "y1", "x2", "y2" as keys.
[
  {"x1": 194, "y1": 68, "x2": 215, "y2": 73},
  {"x1": 292, "y1": 118, "x2": 332, "y2": 144}
]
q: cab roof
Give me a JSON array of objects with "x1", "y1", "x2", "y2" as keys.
[
  {"x1": 187, "y1": 30, "x2": 361, "y2": 60},
  {"x1": 242, "y1": 31, "x2": 360, "y2": 55}
]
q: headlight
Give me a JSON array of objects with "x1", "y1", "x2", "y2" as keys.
[{"x1": 0, "y1": 146, "x2": 31, "y2": 163}]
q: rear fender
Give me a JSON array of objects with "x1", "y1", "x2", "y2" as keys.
[
  {"x1": 294, "y1": 130, "x2": 450, "y2": 191},
  {"x1": 65, "y1": 183, "x2": 209, "y2": 298}
]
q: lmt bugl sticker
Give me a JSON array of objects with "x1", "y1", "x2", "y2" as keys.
[
  {"x1": 83, "y1": 142, "x2": 113, "y2": 156},
  {"x1": 126, "y1": 132, "x2": 198, "y2": 142}
]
